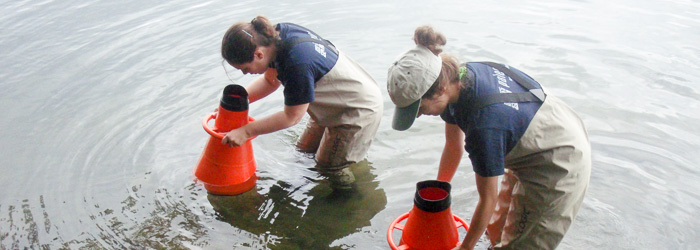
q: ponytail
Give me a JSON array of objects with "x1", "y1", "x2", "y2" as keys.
[{"x1": 250, "y1": 16, "x2": 276, "y2": 46}]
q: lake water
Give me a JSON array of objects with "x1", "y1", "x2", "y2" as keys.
[{"x1": 1, "y1": 0, "x2": 699, "y2": 249}]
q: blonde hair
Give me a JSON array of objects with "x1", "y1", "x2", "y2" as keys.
[{"x1": 414, "y1": 26, "x2": 462, "y2": 99}]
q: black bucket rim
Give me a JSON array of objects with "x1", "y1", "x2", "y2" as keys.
[
  {"x1": 220, "y1": 84, "x2": 249, "y2": 112},
  {"x1": 414, "y1": 180, "x2": 451, "y2": 213}
]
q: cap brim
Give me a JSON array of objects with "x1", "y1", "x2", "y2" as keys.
[{"x1": 392, "y1": 99, "x2": 420, "y2": 131}]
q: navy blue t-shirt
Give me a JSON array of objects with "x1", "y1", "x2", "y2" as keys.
[
  {"x1": 440, "y1": 62, "x2": 543, "y2": 177},
  {"x1": 273, "y1": 23, "x2": 339, "y2": 106}
]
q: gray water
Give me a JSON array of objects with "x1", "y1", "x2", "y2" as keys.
[{"x1": 1, "y1": 0, "x2": 699, "y2": 249}]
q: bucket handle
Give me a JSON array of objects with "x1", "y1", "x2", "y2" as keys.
[
  {"x1": 202, "y1": 112, "x2": 257, "y2": 141},
  {"x1": 386, "y1": 212, "x2": 469, "y2": 250}
]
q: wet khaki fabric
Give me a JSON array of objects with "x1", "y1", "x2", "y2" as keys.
[
  {"x1": 487, "y1": 95, "x2": 592, "y2": 250},
  {"x1": 296, "y1": 50, "x2": 383, "y2": 169}
]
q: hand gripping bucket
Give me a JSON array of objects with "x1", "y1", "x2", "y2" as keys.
[
  {"x1": 194, "y1": 84, "x2": 257, "y2": 195},
  {"x1": 387, "y1": 180, "x2": 469, "y2": 250}
]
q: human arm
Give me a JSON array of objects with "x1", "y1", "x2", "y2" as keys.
[
  {"x1": 221, "y1": 103, "x2": 308, "y2": 147},
  {"x1": 437, "y1": 123, "x2": 465, "y2": 182},
  {"x1": 214, "y1": 69, "x2": 280, "y2": 113},
  {"x1": 457, "y1": 174, "x2": 499, "y2": 250},
  {"x1": 245, "y1": 68, "x2": 282, "y2": 103}
]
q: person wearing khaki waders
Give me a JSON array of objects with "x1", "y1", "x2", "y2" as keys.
[
  {"x1": 386, "y1": 25, "x2": 591, "y2": 249},
  {"x1": 220, "y1": 15, "x2": 383, "y2": 190}
]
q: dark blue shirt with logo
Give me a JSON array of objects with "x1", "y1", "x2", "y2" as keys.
[
  {"x1": 440, "y1": 62, "x2": 543, "y2": 177},
  {"x1": 273, "y1": 23, "x2": 339, "y2": 106}
]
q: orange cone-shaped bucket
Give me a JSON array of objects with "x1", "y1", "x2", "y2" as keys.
[
  {"x1": 195, "y1": 84, "x2": 257, "y2": 195},
  {"x1": 387, "y1": 180, "x2": 469, "y2": 250}
]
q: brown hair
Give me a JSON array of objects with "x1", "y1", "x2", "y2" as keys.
[
  {"x1": 414, "y1": 26, "x2": 462, "y2": 99},
  {"x1": 221, "y1": 15, "x2": 279, "y2": 65},
  {"x1": 413, "y1": 25, "x2": 446, "y2": 55}
]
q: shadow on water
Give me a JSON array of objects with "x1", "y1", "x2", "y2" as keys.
[{"x1": 206, "y1": 160, "x2": 387, "y2": 249}]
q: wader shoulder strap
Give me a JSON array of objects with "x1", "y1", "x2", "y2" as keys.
[{"x1": 473, "y1": 62, "x2": 546, "y2": 110}]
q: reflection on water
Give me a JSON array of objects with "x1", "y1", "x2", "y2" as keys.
[
  {"x1": 207, "y1": 161, "x2": 387, "y2": 249},
  {"x1": 1, "y1": 190, "x2": 210, "y2": 249},
  {"x1": 1, "y1": 161, "x2": 386, "y2": 249}
]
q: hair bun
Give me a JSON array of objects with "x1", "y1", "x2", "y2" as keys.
[{"x1": 413, "y1": 25, "x2": 446, "y2": 55}]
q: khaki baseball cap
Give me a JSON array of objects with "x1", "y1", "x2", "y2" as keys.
[{"x1": 387, "y1": 46, "x2": 442, "y2": 131}]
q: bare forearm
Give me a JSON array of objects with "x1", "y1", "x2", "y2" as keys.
[
  {"x1": 241, "y1": 110, "x2": 303, "y2": 137},
  {"x1": 460, "y1": 175, "x2": 499, "y2": 250},
  {"x1": 438, "y1": 123, "x2": 465, "y2": 182},
  {"x1": 461, "y1": 199, "x2": 496, "y2": 249},
  {"x1": 222, "y1": 102, "x2": 307, "y2": 147},
  {"x1": 246, "y1": 75, "x2": 279, "y2": 103},
  {"x1": 438, "y1": 145, "x2": 462, "y2": 181}
]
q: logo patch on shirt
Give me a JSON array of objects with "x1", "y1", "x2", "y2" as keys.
[{"x1": 314, "y1": 42, "x2": 327, "y2": 58}]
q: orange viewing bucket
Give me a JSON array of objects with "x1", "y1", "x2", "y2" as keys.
[
  {"x1": 387, "y1": 180, "x2": 469, "y2": 250},
  {"x1": 194, "y1": 84, "x2": 257, "y2": 195}
]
